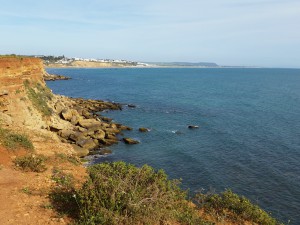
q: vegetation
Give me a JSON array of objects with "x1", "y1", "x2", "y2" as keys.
[
  {"x1": 50, "y1": 162, "x2": 210, "y2": 225},
  {"x1": 0, "y1": 127, "x2": 34, "y2": 150},
  {"x1": 54, "y1": 153, "x2": 81, "y2": 166},
  {"x1": 14, "y1": 154, "x2": 47, "y2": 172},
  {"x1": 24, "y1": 80, "x2": 53, "y2": 116},
  {"x1": 195, "y1": 189, "x2": 282, "y2": 225}
]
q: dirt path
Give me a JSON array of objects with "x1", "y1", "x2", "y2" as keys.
[{"x1": 0, "y1": 141, "x2": 86, "y2": 225}]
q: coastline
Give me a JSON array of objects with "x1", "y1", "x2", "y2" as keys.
[{"x1": 0, "y1": 57, "x2": 284, "y2": 224}]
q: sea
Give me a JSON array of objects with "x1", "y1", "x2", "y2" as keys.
[{"x1": 46, "y1": 67, "x2": 300, "y2": 224}]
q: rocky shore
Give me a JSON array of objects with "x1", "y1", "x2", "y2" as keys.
[
  {"x1": 44, "y1": 73, "x2": 71, "y2": 81},
  {"x1": 50, "y1": 95, "x2": 133, "y2": 157}
]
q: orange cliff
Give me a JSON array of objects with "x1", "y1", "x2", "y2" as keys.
[
  {"x1": 0, "y1": 56, "x2": 70, "y2": 132},
  {"x1": 0, "y1": 57, "x2": 45, "y2": 87}
]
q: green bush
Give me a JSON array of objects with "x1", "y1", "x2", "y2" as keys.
[
  {"x1": 0, "y1": 127, "x2": 34, "y2": 150},
  {"x1": 75, "y1": 162, "x2": 206, "y2": 225},
  {"x1": 195, "y1": 189, "x2": 282, "y2": 225},
  {"x1": 14, "y1": 154, "x2": 47, "y2": 172},
  {"x1": 49, "y1": 168, "x2": 77, "y2": 217}
]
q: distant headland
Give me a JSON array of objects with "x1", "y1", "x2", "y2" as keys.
[{"x1": 34, "y1": 55, "x2": 220, "y2": 68}]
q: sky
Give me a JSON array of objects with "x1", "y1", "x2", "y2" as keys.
[{"x1": 0, "y1": 0, "x2": 300, "y2": 67}]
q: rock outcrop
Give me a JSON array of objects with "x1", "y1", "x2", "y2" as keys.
[{"x1": 0, "y1": 56, "x2": 134, "y2": 157}]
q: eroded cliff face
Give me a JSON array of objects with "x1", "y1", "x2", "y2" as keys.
[{"x1": 0, "y1": 57, "x2": 53, "y2": 128}]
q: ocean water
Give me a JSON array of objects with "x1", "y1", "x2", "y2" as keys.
[{"x1": 47, "y1": 68, "x2": 300, "y2": 224}]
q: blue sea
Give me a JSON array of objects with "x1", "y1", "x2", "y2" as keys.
[{"x1": 47, "y1": 68, "x2": 300, "y2": 224}]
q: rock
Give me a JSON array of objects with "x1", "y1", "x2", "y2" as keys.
[
  {"x1": 61, "y1": 109, "x2": 73, "y2": 121},
  {"x1": 188, "y1": 125, "x2": 199, "y2": 129},
  {"x1": 69, "y1": 132, "x2": 87, "y2": 142},
  {"x1": 0, "y1": 112, "x2": 13, "y2": 125},
  {"x1": 0, "y1": 90, "x2": 9, "y2": 96},
  {"x1": 78, "y1": 119, "x2": 102, "y2": 129},
  {"x1": 101, "y1": 117, "x2": 112, "y2": 122},
  {"x1": 54, "y1": 101, "x2": 65, "y2": 114},
  {"x1": 105, "y1": 133, "x2": 118, "y2": 140},
  {"x1": 72, "y1": 144, "x2": 89, "y2": 157},
  {"x1": 123, "y1": 138, "x2": 140, "y2": 145},
  {"x1": 58, "y1": 129, "x2": 75, "y2": 139},
  {"x1": 105, "y1": 128, "x2": 121, "y2": 134},
  {"x1": 70, "y1": 115, "x2": 79, "y2": 125},
  {"x1": 119, "y1": 125, "x2": 133, "y2": 131},
  {"x1": 139, "y1": 127, "x2": 150, "y2": 132},
  {"x1": 76, "y1": 126, "x2": 87, "y2": 132},
  {"x1": 77, "y1": 138, "x2": 97, "y2": 150},
  {"x1": 91, "y1": 129, "x2": 106, "y2": 140},
  {"x1": 99, "y1": 148, "x2": 112, "y2": 155}
]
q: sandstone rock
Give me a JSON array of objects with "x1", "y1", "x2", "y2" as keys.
[
  {"x1": 105, "y1": 133, "x2": 118, "y2": 140},
  {"x1": 123, "y1": 138, "x2": 140, "y2": 145},
  {"x1": 54, "y1": 101, "x2": 65, "y2": 114},
  {"x1": 118, "y1": 125, "x2": 133, "y2": 131},
  {"x1": 77, "y1": 138, "x2": 97, "y2": 150},
  {"x1": 91, "y1": 129, "x2": 105, "y2": 140},
  {"x1": 0, "y1": 90, "x2": 9, "y2": 96},
  {"x1": 69, "y1": 132, "x2": 87, "y2": 142},
  {"x1": 72, "y1": 144, "x2": 89, "y2": 157},
  {"x1": 70, "y1": 115, "x2": 79, "y2": 125},
  {"x1": 58, "y1": 129, "x2": 75, "y2": 139},
  {"x1": 61, "y1": 109, "x2": 73, "y2": 121},
  {"x1": 101, "y1": 117, "x2": 112, "y2": 122},
  {"x1": 105, "y1": 128, "x2": 121, "y2": 134},
  {"x1": 78, "y1": 119, "x2": 102, "y2": 129},
  {"x1": 99, "y1": 148, "x2": 112, "y2": 155},
  {"x1": 139, "y1": 127, "x2": 150, "y2": 132},
  {"x1": 0, "y1": 112, "x2": 13, "y2": 125}
]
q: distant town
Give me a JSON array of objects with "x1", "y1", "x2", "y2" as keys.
[{"x1": 33, "y1": 55, "x2": 220, "y2": 68}]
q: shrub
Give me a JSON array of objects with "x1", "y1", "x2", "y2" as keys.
[
  {"x1": 14, "y1": 154, "x2": 47, "y2": 172},
  {"x1": 195, "y1": 189, "x2": 282, "y2": 225},
  {"x1": 0, "y1": 127, "x2": 34, "y2": 150},
  {"x1": 75, "y1": 162, "x2": 205, "y2": 225}
]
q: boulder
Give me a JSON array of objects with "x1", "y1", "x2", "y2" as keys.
[
  {"x1": 101, "y1": 117, "x2": 112, "y2": 122},
  {"x1": 69, "y1": 132, "x2": 88, "y2": 142},
  {"x1": 54, "y1": 101, "x2": 65, "y2": 114},
  {"x1": 118, "y1": 125, "x2": 133, "y2": 131},
  {"x1": 0, "y1": 90, "x2": 9, "y2": 96},
  {"x1": 99, "y1": 148, "x2": 112, "y2": 155},
  {"x1": 72, "y1": 144, "x2": 89, "y2": 157},
  {"x1": 58, "y1": 129, "x2": 75, "y2": 139},
  {"x1": 78, "y1": 119, "x2": 102, "y2": 129},
  {"x1": 61, "y1": 109, "x2": 73, "y2": 121},
  {"x1": 139, "y1": 127, "x2": 150, "y2": 132},
  {"x1": 123, "y1": 138, "x2": 140, "y2": 145},
  {"x1": 105, "y1": 133, "x2": 118, "y2": 140},
  {"x1": 77, "y1": 138, "x2": 97, "y2": 150},
  {"x1": 91, "y1": 129, "x2": 106, "y2": 140}
]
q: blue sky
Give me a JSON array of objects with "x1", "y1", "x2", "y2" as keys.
[{"x1": 1, "y1": 0, "x2": 300, "y2": 67}]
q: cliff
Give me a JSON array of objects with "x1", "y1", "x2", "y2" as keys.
[{"x1": 0, "y1": 57, "x2": 50, "y2": 128}]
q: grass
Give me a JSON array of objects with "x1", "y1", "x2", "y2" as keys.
[
  {"x1": 21, "y1": 186, "x2": 33, "y2": 195},
  {"x1": 14, "y1": 154, "x2": 47, "y2": 172},
  {"x1": 54, "y1": 153, "x2": 81, "y2": 166},
  {"x1": 24, "y1": 80, "x2": 53, "y2": 117},
  {"x1": 195, "y1": 189, "x2": 283, "y2": 225},
  {"x1": 0, "y1": 127, "x2": 34, "y2": 150}
]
